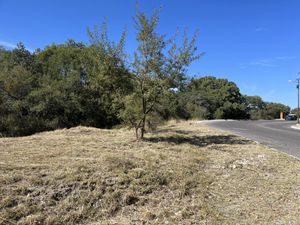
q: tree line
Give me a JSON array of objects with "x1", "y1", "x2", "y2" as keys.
[{"x1": 0, "y1": 10, "x2": 290, "y2": 138}]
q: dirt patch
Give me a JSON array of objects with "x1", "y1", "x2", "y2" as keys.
[{"x1": 0, "y1": 121, "x2": 299, "y2": 224}]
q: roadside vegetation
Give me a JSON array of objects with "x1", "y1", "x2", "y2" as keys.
[
  {"x1": 0, "y1": 9, "x2": 290, "y2": 138},
  {"x1": 1, "y1": 4, "x2": 299, "y2": 225},
  {"x1": 0, "y1": 121, "x2": 299, "y2": 224}
]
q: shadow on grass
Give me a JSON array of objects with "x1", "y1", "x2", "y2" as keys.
[
  {"x1": 154, "y1": 129, "x2": 194, "y2": 135},
  {"x1": 145, "y1": 134, "x2": 252, "y2": 147}
]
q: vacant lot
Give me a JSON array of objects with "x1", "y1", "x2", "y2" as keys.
[{"x1": 0, "y1": 121, "x2": 299, "y2": 225}]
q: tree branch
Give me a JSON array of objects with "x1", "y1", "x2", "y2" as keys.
[{"x1": 0, "y1": 86, "x2": 19, "y2": 100}]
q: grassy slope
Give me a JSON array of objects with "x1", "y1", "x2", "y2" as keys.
[{"x1": 0, "y1": 121, "x2": 299, "y2": 225}]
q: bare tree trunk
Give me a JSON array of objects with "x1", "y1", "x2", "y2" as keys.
[
  {"x1": 135, "y1": 114, "x2": 146, "y2": 140},
  {"x1": 138, "y1": 85, "x2": 146, "y2": 140},
  {"x1": 135, "y1": 88, "x2": 160, "y2": 140},
  {"x1": 135, "y1": 126, "x2": 139, "y2": 140},
  {"x1": 140, "y1": 115, "x2": 146, "y2": 139}
]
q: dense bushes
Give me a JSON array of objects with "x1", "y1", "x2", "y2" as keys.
[
  {"x1": 0, "y1": 36, "x2": 133, "y2": 136},
  {"x1": 244, "y1": 95, "x2": 290, "y2": 120},
  {"x1": 0, "y1": 18, "x2": 290, "y2": 137}
]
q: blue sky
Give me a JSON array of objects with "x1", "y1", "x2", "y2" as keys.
[{"x1": 1, "y1": 0, "x2": 300, "y2": 108}]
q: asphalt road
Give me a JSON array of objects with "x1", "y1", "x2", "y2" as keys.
[{"x1": 203, "y1": 120, "x2": 300, "y2": 159}]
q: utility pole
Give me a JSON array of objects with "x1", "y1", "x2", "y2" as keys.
[
  {"x1": 289, "y1": 76, "x2": 300, "y2": 124},
  {"x1": 297, "y1": 77, "x2": 300, "y2": 124}
]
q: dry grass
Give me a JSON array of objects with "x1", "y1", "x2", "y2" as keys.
[{"x1": 0, "y1": 121, "x2": 299, "y2": 225}]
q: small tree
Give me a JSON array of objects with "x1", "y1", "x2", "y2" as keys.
[{"x1": 121, "y1": 10, "x2": 202, "y2": 139}]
